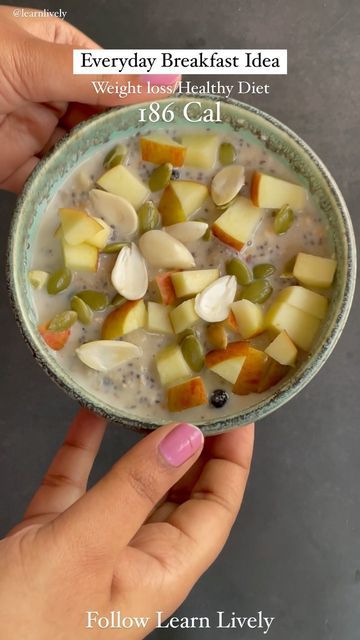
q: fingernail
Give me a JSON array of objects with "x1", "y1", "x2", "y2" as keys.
[
  {"x1": 140, "y1": 74, "x2": 179, "y2": 86},
  {"x1": 159, "y1": 423, "x2": 204, "y2": 467}
]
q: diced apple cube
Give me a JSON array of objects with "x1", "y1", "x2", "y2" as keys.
[
  {"x1": 265, "y1": 331, "x2": 298, "y2": 366},
  {"x1": 233, "y1": 347, "x2": 270, "y2": 395},
  {"x1": 212, "y1": 196, "x2": 263, "y2": 250},
  {"x1": 277, "y1": 285, "x2": 328, "y2": 319},
  {"x1": 167, "y1": 376, "x2": 208, "y2": 412},
  {"x1": 87, "y1": 217, "x2": 111, "y2": 250},
  {"x1": 101, "y1": 300, "x2": 147, "y2": 339},
  {"x1": 97, "y1": 165, "x2": 149, "y2": 210},
  {"x1": 158, "y1": 180, "x2": 208, "y2": 226},
  {"x1": 39, "y1": 323, "x2": 70, "y2": 351},
  {"x1": 293, "y1": 252, "x2": 337, "y2": 289},
  {"x1": 257, "y1": 359, "x2": 289, "y2": 393},
  {"x1": 154, "y1": 271, "x2": 177, "y2": 305},
  {"x1": 205, "y1": 341, "x2": 249, "y2": 384},
  {"x1": 59, "y1": 208, "x2": 103, "y2": 246},
  {"x1": 147, "y1": 302, "x2": 173, "y2": 335},
  {"x1": 171, "y1": 269, "x2": 219, "y2": 298},
  {"x1": 182, "y1": 133, "x2": 219, "y2": 169},
  {"x1": 62, "y1": 240, "x2": 98, "y2": 273},
  {"x1": 251, "y1": 172, "x2": 307, "y2": 210},
  {"x1": 169, "y1": 299, "x2": 199, "y2": 334},
  {"x1": 155, "y1": 344, "x2": 191, "y2": 386},
  {"x1": 140, "y1": 134, "x2": 186, "y2": 166},
  {"x1": 230, "y1": 299, "x2": 264, "y2": 339},
  {"x1": 265, "y1": 300, "x2": 321, "y2": 351}
]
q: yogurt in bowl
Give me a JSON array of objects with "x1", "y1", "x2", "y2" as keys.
[{"x1": 7, "y1": 97, "x2": 356, "y2": 434}]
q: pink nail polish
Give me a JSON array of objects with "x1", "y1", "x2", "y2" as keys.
[
  {"x1": 159, "y1": 423, "x2": 203, "y2": 467},
  {"x1": 140, "y1": 74, "x2": 179, "y2": 86}
]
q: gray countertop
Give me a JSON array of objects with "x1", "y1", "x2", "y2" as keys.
[{"x1": 0, "y1": 0, "x2": 359, "y2": 638}]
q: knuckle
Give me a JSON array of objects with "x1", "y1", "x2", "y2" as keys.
[
  {"x1": 126, "y1": 467, "x2": 160, "y2": 508},
  {"x1": 41, "y1": 471, "x2": 82, "y2": 492}
]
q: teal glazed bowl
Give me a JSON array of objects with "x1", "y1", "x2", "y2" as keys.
[{"x1": 7, "y1": 97, "x2": 356, "y2": 435}]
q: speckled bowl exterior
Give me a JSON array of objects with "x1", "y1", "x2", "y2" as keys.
[{"x1": 7, "y1": 96, "x2": 356, "y2": 435}]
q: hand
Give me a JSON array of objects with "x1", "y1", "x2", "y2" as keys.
[
  {"x1": 0, "y1": 6, "x2": 179, "y2": 192},
  {"x1": 0, "y1": 410, "x2": 254, "y2": 639}
]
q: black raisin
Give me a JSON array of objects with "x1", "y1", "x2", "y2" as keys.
[
  {"x1": 171, "y1": 169, "x2": 180, "y2": 180},
  {"x1": 210, "y1": 389, "x2": 229, "y2": 408}
]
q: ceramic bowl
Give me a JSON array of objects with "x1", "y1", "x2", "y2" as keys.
[{"x1": 7, "y1": 96, "x2": 356, "y2": 435}]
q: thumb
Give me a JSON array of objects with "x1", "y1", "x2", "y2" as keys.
[
  {"x1": 51, "y1": 422, "x2": 204, "y2": 562},
  {"x1": 18, "y1": 37, "x2": 179, "y2": 106}
]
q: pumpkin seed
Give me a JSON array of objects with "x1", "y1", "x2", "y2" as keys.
[
  {"x1": 103, "y1": 144, "x2": 127, "y2": 170},
  {"x1": 219, "y1": 142, "x2": 236, "y2": 166},
  {"x1": 226, "y1": 258, "x2": 252, "y2": 286},
  {"x1": 48, "y1": 310, "x2": 77, "y2": 332},
  {"x1": 28, "y1": 270, "x2": 49, "y2": 289},
  {"x1": 253, "y1": 263, "x2": 276, "y2": 279},
  {"x1": 137, "y1": 201, "x2": 161, "y2": 234},
  {"x1": 240, "y1": 278, "x2": 273, "y2": 304},
  {"x1": 47, "y1": 267, "x2": 72, "y2": 295},
  {"x1": 71, "y1": 296, "x2": 93, "y2": 325},
  {"x1": 101, "y1": 242, "x2": 128, "y2": 254},
  {"x1": 77, "y1": 290, "x2": 109, "y2": 311},
  {"x1": 274, "y1": 204, "x2": 294, "y2": 235},
  {"x1": 181, "y1": 334, "x2": 204, "y2": 372},
  {"x1": 111, "y1": 293, "x2": 126, "y2": 307},
  {"x1": 149, "y1": 162, "x2": 173, "y2": 192}
]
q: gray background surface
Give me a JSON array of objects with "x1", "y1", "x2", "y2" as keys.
[{"x1": 0, "y1": 0, "x2": 359, "y2": 638}]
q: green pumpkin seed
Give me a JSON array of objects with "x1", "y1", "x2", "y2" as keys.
[
  {"x1": 101, "y1": 242, "x2": 128, "y2": 254},
  {"x1": 137, "y1": 201, "x2": 161, "y2": 234},
  {"x1": 148, "y1": 162, "x2": 173, "y2": 192},
  {"x1": 77, "y1": 290, "x2": 109, "y2": 311},
  {"x1": 219, "y1": 142, "x2": 236, "y2": 166},
  {"x1": 178, "y1": 328, "x2": 196, "y2": 342},
  {"x1": 281, "y1": 255, "x2": 297, "y2": 278},
  {"x1": 226, "y1": 258, "x2": 252, "y2": 286},
  {"x1": 71, "y1": 296, "x2": 93, "y2": 325},
  {"x1": 28, "y1": 270, "x2": 49, "y2": 289},
  {"x1": 48, "y1": 310, "x2": 77, "y2": 332},
  {"x1": 47, "y1": 267, "x2": 72, "y2": 295},
  {"x1": 240, "y1": 278, "x2": 273, "y2": 304},
  {"x1": 111, "y1": 293, "x2": 126, "y2": 307},
  {"x1": 274, "y1": 204, "x2": 294, "y2": 235},
  {"x1": 103, "y1": 144, "x2": 127, "y2": 170},
  {"x1": 253, "y1": 263, "x2": 276, "y2": 279},
  {"x1": 181, "y1": 334, "x2": 204, "y2": 372}
]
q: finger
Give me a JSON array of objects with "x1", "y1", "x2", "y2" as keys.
[
  {"x1": 0, "y1": 156, "x2": 38, "y2": 193},
  {"x1": 133, "y1": 425, "x2": 255, "y2": 581},
  {"x1": 51, "y1": 422, "x2": 204, "y2": 561},
  {"x1": 14, "y1": 36, "x2": 180, "y2": 108},
  {"x1": 38, "y1": 125, "x2": 67, "y2": 157},
  {"x1": 59, "y1": 102, "x2": 107, "y2": 131},
  {"x1": 24, "y1": 409, "x2": 107, "y2": 520}
]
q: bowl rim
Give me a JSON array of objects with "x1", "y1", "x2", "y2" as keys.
[{"x1": 6, "y1": 95, "x2": 357, "y2": 434}]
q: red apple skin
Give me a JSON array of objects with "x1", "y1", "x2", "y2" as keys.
[
  {"x1": 211, "y1": 224, "x2": 245, "y2": 251},
  {"x1": 250, "y1": 171, "x2": 261, "y2": 207},
  {"x1": 155, "y1": 271, "x2": 177, "y2": 305},
  {"x1": 167, "y1": 377, "x2": 208, "y2": 412},
  {"x1": 205, "y1": 341, "x2": 250, "y2": 368},
  {"x1": 257, "y1": 359, "x2": 289, "y2": 393},
  {"x1": 225, "y1": 311, "x2": 239, "y2": 333},
  {"x1": 233, "y1": 347, "x2": 269, "y2": 395},
  {"x1": 101, "y1": 300, "x2": 142, "y2": 339},
  {"x1": 39, "y1": 324, "x2": 70, "y2": 351},
  {"x1": 140, "y1": 138, "x2": 186, "y2": 166}
]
